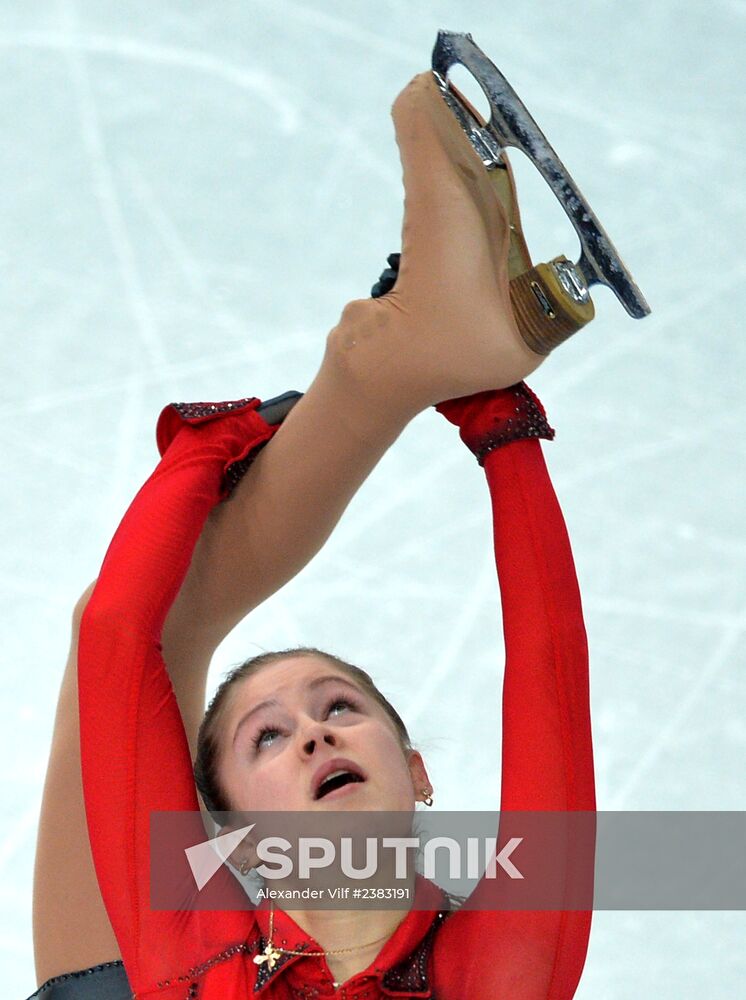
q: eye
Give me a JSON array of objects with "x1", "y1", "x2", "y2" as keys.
[
  {"x1": 251, "y1": 724, "x2": 281, "y2": 750},
  {"x1": 251, "y1": 695, "x2": 360, "y2": 751},
  {"x1": 327, "y1": 697, "x2": 357, "y2": 718}
]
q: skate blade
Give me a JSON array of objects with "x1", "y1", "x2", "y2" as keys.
[{"x1": 431, "y1": 30, "x2": 651, "y2": 320}]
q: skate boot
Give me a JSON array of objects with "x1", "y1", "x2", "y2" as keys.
[{"x1": 373, "y1": 30, "x2": 651, "y2": 356}]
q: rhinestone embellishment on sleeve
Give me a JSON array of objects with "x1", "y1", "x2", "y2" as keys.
[
  {"x1": 224, "y1": 439, "x2": 272, "y2": 495},
  {"x1": 171, "y1": 398, "x2": 258, "y2": 421},
  {"x1": 468, "y1": 383, "x2": 555, "y2": 465}
]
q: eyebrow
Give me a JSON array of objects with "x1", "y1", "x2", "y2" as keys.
[{"x1": 232, "y1": 674, "x2": 365, "y2": 748}]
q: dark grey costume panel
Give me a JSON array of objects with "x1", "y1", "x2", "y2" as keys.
[{"x1": 25, "y1": 961, "x2": 130, "y2": 1000}]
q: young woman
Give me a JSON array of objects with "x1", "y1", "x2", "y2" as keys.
[{"x1": 29, "y1": 71, "x2": 595, "y2": 999}]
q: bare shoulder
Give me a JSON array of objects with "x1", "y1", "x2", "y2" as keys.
[{"x1": 72, "y1": 580, "x2": 98, "y2": 624}]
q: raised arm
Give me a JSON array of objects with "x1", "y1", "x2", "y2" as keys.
[
  {"x1": 432, "y1": 384, "x2": 596, "y2": 1000},
  {"x1": 77, "y1": 397, "x2": 279, "y2": 991}
]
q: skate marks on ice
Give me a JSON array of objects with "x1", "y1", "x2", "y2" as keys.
[{"x1": 2, "y1": 2, "x2": 746, "y2": 998}]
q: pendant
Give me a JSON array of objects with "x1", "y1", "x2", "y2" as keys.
[{"x1": 253, "y1": 942, "x2": 282, "y2": 970}]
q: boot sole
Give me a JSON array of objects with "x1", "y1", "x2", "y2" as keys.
[{"x1": 419, "y1": 70, "x2": 596, "y2": 355}]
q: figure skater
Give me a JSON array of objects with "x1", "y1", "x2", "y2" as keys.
[{"x1": 29, "y1": 69, "x2": 595, "y2": 999}]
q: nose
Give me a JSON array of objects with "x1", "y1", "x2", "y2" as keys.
[{"x1": 299, "y1": 720, "x2": 337, "y2": 757}]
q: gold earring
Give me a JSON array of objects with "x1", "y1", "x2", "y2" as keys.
[{"x1": 421, "y1": 788, "x2": 433, "y2": 807}]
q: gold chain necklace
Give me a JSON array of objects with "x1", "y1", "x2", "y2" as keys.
[
  {"x1": 253, "y1": 901, "x2": 392, "y2": 986},
  {"x1": 250, "y1": 790, "x2": 433, "y2": 987}
]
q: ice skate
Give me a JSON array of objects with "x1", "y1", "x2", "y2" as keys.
[{"x1": 373, "y1": 30, "x2": 651, "y2": 356}]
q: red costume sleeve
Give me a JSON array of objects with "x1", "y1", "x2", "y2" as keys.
[
  {"x1": 77, "y1": 398, "x2": 279, "y2": 992},
  {"x1": 432, "y1": 385, "x2": 596, "y2": 999}
]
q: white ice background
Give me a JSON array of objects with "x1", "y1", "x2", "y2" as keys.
[{"x1": 2, "y1": 0, "x2": 745, "y2": 995}]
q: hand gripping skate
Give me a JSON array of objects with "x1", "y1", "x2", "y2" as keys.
[{"x1": 373, "y1": 31, "x2": 651, "y2": 355}]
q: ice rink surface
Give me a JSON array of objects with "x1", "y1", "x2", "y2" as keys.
[{"x1": 2, "y1": 0, "x2": 745, "y2": 995}]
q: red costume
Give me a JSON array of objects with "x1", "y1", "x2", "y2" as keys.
[{"x1": 74, "y1": 384, "x2": 595, "y2": 999}]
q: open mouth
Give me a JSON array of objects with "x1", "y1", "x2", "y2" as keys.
[{"x1": 314, "y1": 771, "x2": 366, "y2": 801}]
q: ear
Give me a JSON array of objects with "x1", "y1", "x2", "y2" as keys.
[
  {"x1": 406, "y1": 750, "x2": 431, "y2": 800},
  {"x1": 215, "y1": 820, "x2": 257, "y2": 875}
]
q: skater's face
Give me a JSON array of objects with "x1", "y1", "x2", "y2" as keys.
[{"x1": 218, "y1": 655, "x2": 427, "y2": 814}]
